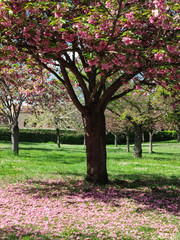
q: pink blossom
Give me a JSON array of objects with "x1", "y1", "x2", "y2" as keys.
[
  {"x1": 122, "y1": 37, "x2": 134, "y2": 45},
  {"x1": 167, "y1": 45, "x2": 177, "y2": 54},
  {"x1": 54, "y1": 12, "x2": 62, "y2": 18},
  {"x1": 126, "y1": 12, "x2": 135, "y2": 20},
  {"x1": 136, "y1": 85, "x2": 142, "y2": 90},
  {"x1": 174, "y1": 85, "x2": 180, "y2": 90},
  {"x1": 152, "y1": 9, "x2": 159, "y2": 18},
  {"x1": 154, "y1": 52, "x2": 167, "y2": 61}
]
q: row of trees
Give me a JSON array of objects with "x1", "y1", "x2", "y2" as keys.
[
  {"x1": 106, "y1": 88, "x2": 180, "y2": 156},
  {"x1": 0, "y1": 0, "x2": 179, "y2": 183},
  {"x1": 0, "y1": 71, "x2": 179, "y2": 157}
]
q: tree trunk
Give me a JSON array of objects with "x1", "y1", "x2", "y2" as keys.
[
  {"x1": 82, "y1": 110, "x2": 108, "y2": 184},
  {"x1": 83, "y1": 134, "x2": 86, "y2": 147},
  {"x1": 56, "y1": 127, "x2": 60, "y2": 148},
  {"x1": 114, "y1": 134, "x2": 118, "y2": 147},
  {"x1": 133, "y1": 124, "x2": 142, "y2": 158},
  {"x1": 149, "y1": 131, "x2": 153, "y2": 154},
  {"x1": 177, "y1": 132, "x2": 180, "y2": 142},
  {"x1": 11, "y1": 123, "x2": 19, "y2": 155},
  {"x1": 126, "y1": 134, "x2": 130, "y2": 153},
  {"x1": 142, "y1": 131, "x2": 145, "y2": 143}
]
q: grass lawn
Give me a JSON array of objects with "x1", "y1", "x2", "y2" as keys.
[{"x1": 0, "y1": 140, "x2": 179, "y2": 239}]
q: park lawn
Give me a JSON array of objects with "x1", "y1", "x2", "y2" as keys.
[{"x1": 0, "y1": 140, "x2": 179, "y2": 240}]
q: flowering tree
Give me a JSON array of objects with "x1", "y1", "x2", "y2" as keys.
[
  {"x1": 0, "y1": 0, "x2": 179, "y2": 182},
  {"x1": 0, "y1": 61, "x2": 45, "y2": 154},
  {"x1": 26, "y1": 77, "x2": 70, "y2": 148}
]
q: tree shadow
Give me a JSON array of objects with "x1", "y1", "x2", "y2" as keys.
[
  {"x1": 20, "y1": 147, "x2": 56, "y2": 151},
  {"x1": 19, "y1": 152, "x2": 86, "y2": 164},
  {"x1": 0, "y1": 226, "x2": 51, "y2": 240},
  {"x1": 15, "y1": 174, "x2": 180, "y2": 216},
  {"x1": 150, "y1": 152, "x2": 180, "y2": 157}
]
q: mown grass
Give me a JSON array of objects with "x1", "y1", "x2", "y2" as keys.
[
  {"x1": 0, "y1": 140, "x2": 179, "y2": 184},
  {"x1": 0, "y1": 140, "x2": 179, "y2": 240}
]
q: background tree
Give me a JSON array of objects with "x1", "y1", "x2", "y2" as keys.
[
  {"x1": 106, "y1": 109, "x2": 133, "y2": 151},
  {"x1": 166, "y1": 105, "x2": 180, "y2": 141},
  {"x1": 0, "y1": 62, "x2": 43, "y2": 154},
  {"x1": 109, "y1": 88, "x2": 167, "y2": 157},
  {"x1": 156, "y1": 86, "x2": 180, "y2": 142},
  {"x1": 26, "y1": 78, "x2": 70, "y2": 148},
  {"x1": 0, "y1": 0, "x2": 179, "y2": 183}
]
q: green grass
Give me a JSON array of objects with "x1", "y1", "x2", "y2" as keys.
[
  {"x1": 0, "y1": 140, "x2": 179, "y2": 240},
  {"x1": 0, "y1": 140, "x2": 179, "y2": 184}
]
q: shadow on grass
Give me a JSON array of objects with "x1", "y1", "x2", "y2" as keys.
[
  {"x1": 19, "y1": 152, "x2": 86, "y2": 164},
  {"x1": 0, "y1": 226, "x2": 51, "y2": 240},
  {"x1": 0, "y1": 226, "x2": 131, "y2": 240},
  {"x1": 15, "y1": 173, "x2": 180, "y2": 216},
  {"x1": 20, "y1": 146, "x2": 86, "y2": 152}
]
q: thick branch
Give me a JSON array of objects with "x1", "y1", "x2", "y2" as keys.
[
  {"x1": 60, "y1": 65, "x2": 85, "y2": 113},
  {"x1": 97, "y1": 70, "x2": 141, "y2": 111}
]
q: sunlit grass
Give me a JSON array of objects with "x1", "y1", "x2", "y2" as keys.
[{"x1": 0, "y1": 140, "x2": 179, "y2": 239}]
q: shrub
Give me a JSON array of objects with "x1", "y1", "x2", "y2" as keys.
[{"x1": 0, "y1": 128, "x2": 177, "y2": 144}]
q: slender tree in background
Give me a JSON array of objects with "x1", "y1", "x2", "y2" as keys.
[
  {"x1": 26, "y1": 78, "x2": 70, "y2": 148},
  {"x1": 0, "y1": 0, "x2": 179, "y2": 182},
  {"x1": 106, "y1": 109, "x2": 133, "y2": 150},
  {"x1": 0, "y1": 61, "x2": 46, "y2": 154},
  {"x1": 109, "y1": 89, "x2": 168, "y2": 157},
  {"x1": 166, "y1": 105, "x2": 180, "y2": 141}
]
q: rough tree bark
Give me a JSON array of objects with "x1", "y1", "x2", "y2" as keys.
[
  {"x1": 82, "y1": 109, "x2": 108, "y2": 184},
  {"x1": 10, "y1": 123, "x2": 19, "y2": 155},
  {"x1": 133, "y1": 124, "x2": 142, "y2": 158}
]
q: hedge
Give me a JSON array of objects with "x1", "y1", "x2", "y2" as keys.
[
  {"x1": 0, "y1": 128, "x2": 177, "y2": 144},
  {"x1": 0, "y1": 128, "x2": 84, "y2": 144}
]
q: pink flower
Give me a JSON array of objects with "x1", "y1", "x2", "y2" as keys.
[
  {"x1": 174, "y1": 85, "x2": 180, "y2": 90},
  {"x1": 167, "y1": 45, "x2": 177, "y2": 54},
  {"x1": 95, "y1": 33, "x2": 101, "y2": 39},
  {"x1": 122, "y1": 37, "x2": 134, "y2": 45},
  {"x1": 136, "y1": 85, "x2": 142, "y2": 90},
  {"x1": 152, "y1": 9, "x2": 159, "y2": 18},
  {"x1": 154, "y1": 52, "x2": 166, "y2": 61},
  {"x1": 126, "y1": 12, "x2": 135, "y2": 20}
]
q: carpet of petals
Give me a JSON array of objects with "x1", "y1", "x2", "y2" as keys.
[{"x1": 0, "y1": 178, "x2": 179, "y2": 240}]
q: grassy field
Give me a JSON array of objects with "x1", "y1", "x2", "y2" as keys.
[{"x1": 0, "y1": 140, "x2": 179, "y2": 239}]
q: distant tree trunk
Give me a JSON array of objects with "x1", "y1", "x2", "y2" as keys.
[
  {"x1": 133, "y1": 124, "x2": 142, "y2": 158},
  {"x1": 114, "y1": 134, "x2": 118, "y2": 147},
  {"x1": 142, "y1": 131, "x2": 145, "y2": 143},
  {"x1": 149, "y1": 130, "x2": 154, "y2": 154},
  {"x1": 82, "y1": 110, "x2": 108, "y2": 184},
  {"x1": 83, "y1": 134, "x2": 86, "y2": 147},
  {"x1": 126, "y1": 133, "x2": 130, "y2": 153},
  {"x1": 177, "y1": 132, "x2": 180, "y2": 142},
  {"x1": 56, "y1": 127, "x2": 60, "y2": 148},
  {"x1": 10, "y1": 123, "x2": 19, "y2": 155}
]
